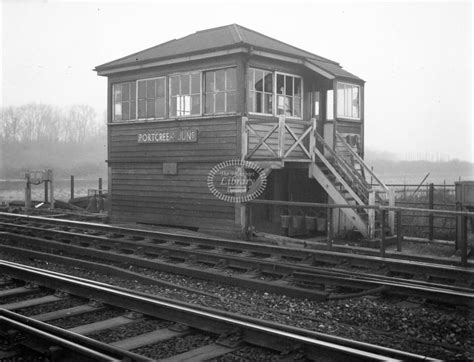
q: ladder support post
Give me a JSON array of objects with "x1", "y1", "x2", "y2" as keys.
[
  {"x1": 368, "y1": 191, "x2": 376, "y2": 239},
  {"x1": 380, "y1": 209, "x2": 386, "y2": 258},
  {"x1": 388, "y1": 188, "x2": 395, "y2": 235},
  {"x1": 396, "y1": 210, "x2": 402, "y2": 252}
]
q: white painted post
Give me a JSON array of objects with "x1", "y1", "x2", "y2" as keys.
[
  {"x1": 368, "y1": 191, "x2": 376, "y2": 239},
  {"x1": 278, "y1": 115, "x2": 285, "y2": 159},
  {"x1": 388, "y1": 188, "x2": 395, "y2": 235}
]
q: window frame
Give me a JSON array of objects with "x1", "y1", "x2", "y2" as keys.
[
  {"x1": 203, "y1": 67, "x2": 237, "y2": 115},
  {"x1": 247, "y1": 67, "x2": 274, "y2": 116},
  {"x1": 112, "y1": 81, "x2": 136, "y2": 122},
  {"x1": 169, "y1": 72, "x2": 202, "y2": 118},
  {"x1": 136, "y1": 76, "x2": 167, "y2": 121},
  {"x1": 336, "y1": 81, "x2": 361, "y2": 120},
  {"x1": 275, "y1": 71, "x2": 303, "y2": 119},
  {"x1": 247, "y1": 68, "x2": 303, "y2": 119}
]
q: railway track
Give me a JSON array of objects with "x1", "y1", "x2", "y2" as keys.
[
  {"x1": 0, "y1": 212, "x2": 472, "y2": 307},
  {"x1": 0, "y1": 260, "x2": 435, "y2": 361}
]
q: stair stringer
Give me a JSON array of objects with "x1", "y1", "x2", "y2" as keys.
[{"x1": 309, "y1": 163, "x2": 368, "y2": 237}]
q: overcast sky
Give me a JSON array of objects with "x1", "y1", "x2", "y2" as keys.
[{"x1": 1, "y1": 1, "x2": 472, "y2": 162}]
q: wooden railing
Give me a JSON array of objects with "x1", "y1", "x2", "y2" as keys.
[
  {"x1": 335, "y1": 132, "x2": 395, "y2": 236},
  {"x1": 242, "y1": 116, "x2": 315, "y2": 162}
]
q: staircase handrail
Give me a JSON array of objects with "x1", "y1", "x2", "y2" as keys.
[
  {"x1": 315, "y1": 132, "x2": 369, "y2": 202},
  {"x1": 313, "y1": 147, "x2": 366, "y2": 206},
  {"x1": 335, "y1": 133, "x2": 389, "y2": 193}
]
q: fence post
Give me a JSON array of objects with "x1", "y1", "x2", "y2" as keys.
[
  {"x1": 396, "y1": 210, "x2": 402, "y2": 252},
  {"x1": 380, "y1": 209, "x2": 386, "y2": 257},
  {"x1": 388, "y1": 189, "x2": 395, "y2": 235},
  {"x1": 44, "y1": 180, "x2": 49, "y2": 204},
  {"x1": 327, "y1": 207, "x2": 333, "y2": 249},
  {"x1": 70, "y1": 175, "x2": 74, "y2": 201},
  {"x1": 368, "y1": 191, "x2": 376, "y2": 239},
  {"x1": 428, "y1": 183, "x2": 434, "y2": 240},
  {"x1": 461, "y1": 215, "x2": 467, "y2": 266}
]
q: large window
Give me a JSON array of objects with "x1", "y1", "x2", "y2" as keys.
[
  {"x1": 248, "y1": 68, "x2": 273, "y2": 115},
  {"x1": 276, "y1": 73, "x2": 302, "y2": 117},
  {"x1": 170, "y1": 73, "x2": 201, "y2": 117},
  {"x1": 113, "y1": 82, "x2": 136, "y2": 121},
  {"x1": 337, "y1": 82, "x2": 360, "y2": 119},
  {"x1": 204, "y1": 68, "x2": 237, "y2": 114},
  {"x1": 137, "y1": 77, "x2": 166, "y2": 119}
]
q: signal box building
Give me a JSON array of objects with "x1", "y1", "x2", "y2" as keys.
[{"x1": 95, "y1": 24, "x2": 391, "y2": 238}]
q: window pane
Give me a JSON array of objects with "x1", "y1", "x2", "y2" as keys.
[
  {"x1": 146, "y1": 99, "x2": 155, "y2": 118},
  {"x1": 294, "y1": 78, "x2": 301, "y2": 96},
  {"x1": 156, "y1": 78, "x2": 165, "y2": 98},
  {"x1": 137, "y1": 81, "x2": 146, "y2": 99},
  {"x1": 227, "y1": 91, "x2": 236, "y2": 112},
  {"x1": 155, "y1": 98, "x2": 164, "y2": 117},
  {"x1": 216, "y1": 92, "x2": 225, "y2": 113},
  {"x1": 277, "y1": 95, "x2": 285, "y2": 115},
  {"x1": 205, "y1": 72, "x2": 214, "y2": 92},
  {"x1": 264, "y1": 93, "x2": 272, "y2": 114},
  {"x1": 114, "y1": 103, "x2": 122, "y2": 119},
  {"x1": 170, "y1": 97, "x2": 177, "y2": 116},
  {"x1": 254, "y1": 70, "x2": 263, "y2": 92},
  {"x1": 264, "y1": 72, "x2": 273, "y2": 93},
  {"x1": 131, "y1": 82, "x2": 136, "y2": 99},
  {"x1": 327, "y1": 90, "x2": 334, "y2": 120},
  {"x1": 285, "y1": 96, "x2": 292, "y2": 116},
  {"x1": 285, "y1": 76, "x2": 293, "y2": 96},
  {"x1": 216, "y1": 70, "x2": 225, "y2": 91},
  {"x1": 181, "y1": 74, "x2": 190, "y2": 94},
  {"x1": 294, "y1": 97, "x2": 301, "y2": 117},
  {"x1": 122, "y1": 102, "x2": 129, "y2": 120},
  {"x1": 138, "y1": 100, "x2": 146, "y2": 118},
  {"x1": 147, "y1": 80, "x2": 155, "y2": 99},
  {"x1": 337, "y1": 86, "x2": 344, "y2": 116},
  {"x1": 191, "y1": 73, "x2": 200, "y2": 94},
  {"x1": 205, "y1": 93, "x2": 214, "y2": 114},
  {"x1": 256, "y1": 92, "x2": 262, "y2": 113},
  {"x1": 122, "y1": 83, "x2": 130, "y2": 100},
  {"x1": 352, "y1": 86, "x2": 359, "y2": 118},
  {"x1": 130, "y1": 101, "x2": 136, "y2": 119},
  {"x1": 191, "y1": 95, "x2": 200, "y2": 114},
  {"x1": 226, "y1": 68, "x2": 236, "y2": 90},
  {"x1": 170, "y1": 76, "x2": 179, "y2": 96},
  {"x1": 276, "y1": 74, "x2": 284, "y2": 95},
  {"x1": 114, "y1": 85, "x2": 122, "y2": 102}
]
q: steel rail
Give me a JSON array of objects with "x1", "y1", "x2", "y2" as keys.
[
  {"x1": 0, "y1": 212, "x2": 472, "y2": 275},
  {"x1": 0, "y1": 259, "x2": 437, "y2": 361},
  {"x1": 3, "y1": 219, "x2": 473, "y2": 291},
  {"x1": 0, "y1": 312, "x2": 125, "y2": 362},
  {"x1": 1, "y1": 229, "x2": 472, "y2": 307}
]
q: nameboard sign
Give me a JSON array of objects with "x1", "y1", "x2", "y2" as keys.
[{"x1": 138, "y1": 128, "x2": 197, "y2": 143}]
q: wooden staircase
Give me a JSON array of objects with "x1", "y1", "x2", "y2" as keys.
[{"x1": 310, "y1": 131, "x2": 394, "y2": 238}]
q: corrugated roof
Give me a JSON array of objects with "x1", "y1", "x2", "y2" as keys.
[{"x1": 95, "y1": 24, "x2": 362, "y2": 81}]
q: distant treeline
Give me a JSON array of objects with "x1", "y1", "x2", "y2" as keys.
[{"x1": 1, "y1": 103, "x2": 106, "y2": 179}]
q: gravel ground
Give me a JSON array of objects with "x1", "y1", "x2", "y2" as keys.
[{"x1": 0, "y1": 251, "x2": 472, "y2": 360}]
